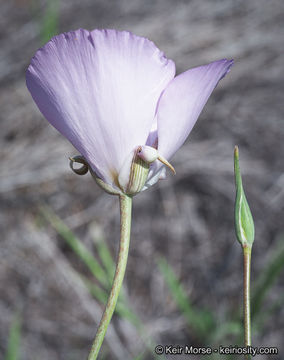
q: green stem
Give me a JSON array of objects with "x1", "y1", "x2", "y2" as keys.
[
  {"x1": 88, "y1": 194, "x2": 132, "y2": 360},
  {"x1": 243, "y1": 245, "x2": 252, "y2": 358}
]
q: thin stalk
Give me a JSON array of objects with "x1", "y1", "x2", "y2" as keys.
[
  {"x1": 243, "y1": 245, "x2": 252, "y2": 358},
  {"x1": 88, "y1": 194, "x2": 132, "y2": 360}
]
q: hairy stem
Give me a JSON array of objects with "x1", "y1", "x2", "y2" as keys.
[
  {"x1": 243, "y1": 245, "x2": 252, "y2": 358},
  {"x1": 88, "y1": 194, "x2": 132, "y2": 360}
]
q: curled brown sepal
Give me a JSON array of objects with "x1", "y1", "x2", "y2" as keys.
[
  {"x1": 69, "y1": 155, "x2": 121, "y2": 196},
  {"x1": 69, "y1": 155, "x2": 89, "y2": 175}
]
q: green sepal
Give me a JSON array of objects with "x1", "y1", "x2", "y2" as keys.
[
  {"x1": 234, "y1": 146, "x2": 255, "y2": 248},
  {"x1": 125, "y1": 150, "x2": 150, "y2": 195}
]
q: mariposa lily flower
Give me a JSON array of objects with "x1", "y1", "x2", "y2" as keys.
[{"x1": 26, "y1": 29, "x2": 233, "y2": 196}]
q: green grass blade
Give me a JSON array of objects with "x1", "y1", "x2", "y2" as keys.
[
  {"x1": 40, "y1": 208, "x2": 149, "y2": 326},
  {"x1": 158, "y1": 257, "x2": 215, "y2": 338},
  {"x1": 133, "y1": 353, "x2": 144, "y2": 360},
  {"x1": 92, "y1": 228, "x2": 132, "y2": 304},
  {"x1": 83, "y1": 276, "x2": 140, "y2": 326},
  {"x1": 40, "y1": 0, "x2": 59, "y2": 44},
  {"x1": 210, "y1": 321, "x2": 241, "y2": 343},
  {"x1": 251, "y1": 236, "x2": 284, "y2": 318},
  {"x1": 40, "y1": 206, "x2": 166, "y2": 358},
  {"x1": 5, "y1": 315, "x2": 21, "y2": 360},
  {"x1": 133, "y1": 350, "x2": 145, "y2": 360},
  {"x1": 82, "y1": 276, "x2": 109, "y2": 304},
  {"x1": 92, "y1": 230, "x2": 116, "y2": 283},
  {"x1": 40, "y1": 206, "x2": 109, "y2": 288}
]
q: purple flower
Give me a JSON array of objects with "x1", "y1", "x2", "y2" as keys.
[{"x1": 26, "y1": 29, "x2": 233, "y2": 195}]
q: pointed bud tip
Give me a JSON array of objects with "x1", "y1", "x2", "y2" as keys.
[{"x1": 234, "y1": 145, "x2": 239, "y2": 157}]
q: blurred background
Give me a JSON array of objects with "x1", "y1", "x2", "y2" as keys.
[{"x1": 0, "y1": 0, "x2": 283, "y2": 359}]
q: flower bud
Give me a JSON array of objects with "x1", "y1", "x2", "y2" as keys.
[
  {"x1": 234, "y1": 146, "x2": 255, "y2": 248},
  {"x1": 69, "y1": 155, "x2": 121, "y2": 195}
]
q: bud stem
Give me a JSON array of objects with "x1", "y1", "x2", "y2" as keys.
[
  {"x1": 87, "y1": 194, "x2": 132, "y2": 360},
  {"x1": 243, "y1": 244, "x2": 252, "y2": 359}
]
